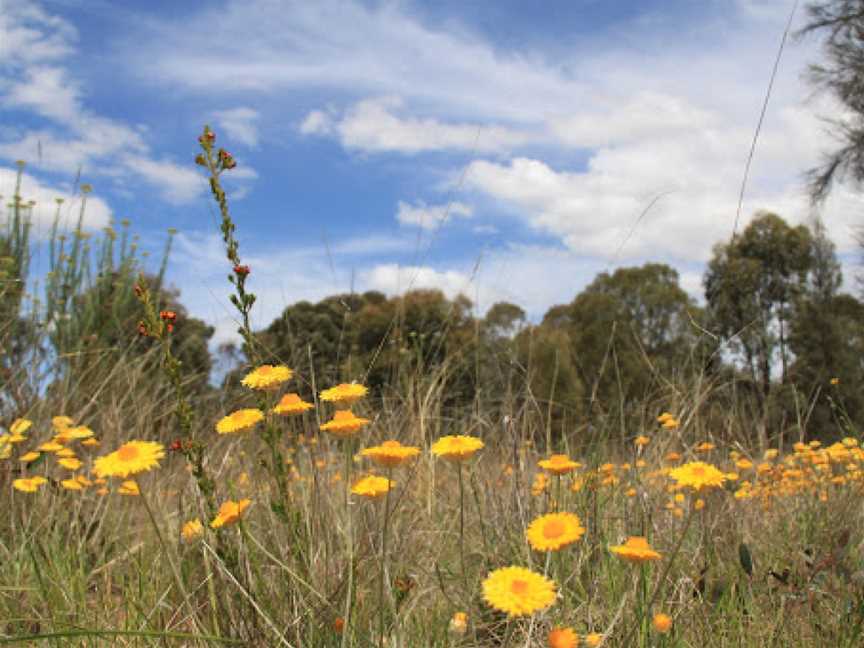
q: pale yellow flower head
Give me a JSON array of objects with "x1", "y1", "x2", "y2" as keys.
[
  {"x1": 10, "y1": 418, "x2": 32, "y2": 435},
  {"x1": 241, "y1": 364, "x2": 293, "y2": 390},
  {"x1": 360, "y1": 440, "x2": 421, "y2": 468},
  {"x1": 350, "y1": 475, "x2": 393, "y2": 499},
  {"x1": 320, "y1": 383, "x2": 368, "y2": 406},
  {"x1": 431, "y1": 435, "x2": 484, "y2": 462},
  {"x1": 216, "y1": 409, "x2": 264, "y2": 434},
  {"x1": 13, "y1": 476, "x2": 48, "y2": 493}
]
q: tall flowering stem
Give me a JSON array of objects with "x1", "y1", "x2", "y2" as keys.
[
  {"x1": 196, "y1": 125, "x2": 257, "y2": 356},
  {"x1": 135, "y1": 278, "x2": 217, "y2": 517}
]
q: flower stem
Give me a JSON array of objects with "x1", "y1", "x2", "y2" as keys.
[
  {"x1": 457, "y1": 462, "x2": 468, "y2": 595},
  {"x1": 378, "y1": 467, "x2": 394, "y2": 647},
  {"x1": 341, "y1": 440, "x2": 355, "y2": 648}
]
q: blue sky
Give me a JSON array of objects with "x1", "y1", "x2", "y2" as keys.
[{"x1": 0, "y1": 0, "x2": 859, "y2": 344}]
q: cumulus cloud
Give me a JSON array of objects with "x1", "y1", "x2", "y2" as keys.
[
  {"x1": 396, "y1": 200, "x2": 473, "y2": 230},
  {"x1": 301, "y1": 97, "x2": 536, "y2": 154},
  {"x1": 212, "y1": 107, "x2": 260, "y2": 148},
  {"x1": 0, "y1": 1, "x2": 239, "y2": 205}
]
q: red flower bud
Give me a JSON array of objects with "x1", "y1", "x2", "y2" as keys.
[
  {"x1": 233, "y1": 264, "x2": 251, "y2": 277},
  {"x1": 137, "y1": 322, "x2": 148, "y2": 336}
]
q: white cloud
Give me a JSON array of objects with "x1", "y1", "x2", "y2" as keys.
[
  {"x1": 302, "y1": 96, "x2": 536, "y2": 154},
  {"x1": 396, "y1": 199, "x2": 472, "y2": 230},
  {"x1": 299, "y1": 110, "x2": 333, "y2": 135},
  {"x1": 0, "y1": 1, "x2": 221, "y2": 205},
  {"x1": 211, "y1": 107, "x2": 260, "y2": 148},
  {"x1": 3, "y1": 65, "x2": 81, "y2": 123},
  {"x1": 121, "y1": 154, "x2": 204, "y2": 205},
  {"x1": 360, "y1": 263, "x2": 474, "y2": 299},
  {"x1": 0, "y1": 165, "x2": 112, "y2": 234},
  {"x1": 0, "y1": 1, "x2": 77, "y2": 64},
  {"x1": 132, "y1": 1, "x2": 589, "y2": 124}
]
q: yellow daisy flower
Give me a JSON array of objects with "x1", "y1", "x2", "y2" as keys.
[
  {"x1": 609, "y1": 536, "x2": 662, "y2": 563},
  {"x1": 360, "y1": 440, "x2": 421, "y2": 468},
  {"x1": 241, "y1": 364, "x2": 293, "y2": 390},
  {"x1": 182, "y1": 518, "x2": 204, "y2": 542},
  {"x1": 481, "y1": 566, "x2": 556, "y2": 617},
  {"x1": 55, "y1": 425, "x2": 94, "y2": 443},
  {"x1": 13, "y1": 476, "x2": 48, "y2": 493},
  {"x1": 58, "y1": 457, "x2": 82, "y2": 471},
  {"x1": 430, "y1": 435, "x2": 484, "y2": 462},
  {"x1": 52, "y1": 416, "x2": 74, "y2": 431},
  {"x1": 61, "y1": 478, "x2": 84, "y2": 491},
  {"x1": 584, "y1": 632, "x2": 604, "y2": 647},
  {"x1": 537, "y1": 454, "x2": 580, "y2": 475},
  {"x1": 38, "y1": 441, "x2": 64, "y2": 452},
  {"x1": 350, "y1": 475, "x2": 393, "y2": 499},
  {"x1": 272, "y1": 393, "x2": 314, "y2": 416},
  {"x1": 93, "y1": 440, "x2": 165, "y2": 478},
  {"x1": 668, "y1": 461, "x2": 727, "y2": 491},
  {"x1": 211, "y1": 499, "x2": 251, "y2": 528},
  {"x1": 216, "y1": 408, "x2": 265, "y2": 434},
  {"x1": 526, "y1": 512, "x2": 585, "y2": 552},
  {"x1": 55, "y1": 448, "x2": 76, "y2": 458},
  {"x1": 118, "y1": 480, "x2": 140, "y2": 496},
  {"x1": 320, "y1": 410, "x2": 370, "y2": 439},
  {"x1": 320, "y1": 383, "x2": 368, "y2": 406},
  {"x1": 10, "y1": 418, "x2": 32, "y2": 435},
  {"x1": 19, "y1": 451, "x2": 40, "y2": 463}
]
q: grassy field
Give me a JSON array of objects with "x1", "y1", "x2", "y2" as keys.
[{"x1": 1, "y1": 129, "x2": 863, "y2": 647}]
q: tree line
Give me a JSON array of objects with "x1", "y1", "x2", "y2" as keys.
[{"x1": 236, "y1": 212, "x2": 863, "y2": 442}]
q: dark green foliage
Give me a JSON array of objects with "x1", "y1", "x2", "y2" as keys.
[
  {"x1": 543, "y1": 263, "x2": 706, "y2": 412},
  {"x1": 797, "y1": 0, "x2": 864, "y2": 201},
  {"x1": 705, "y1": 212, "x2": 815, "y2": 406}
]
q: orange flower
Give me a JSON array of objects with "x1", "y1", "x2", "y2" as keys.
[
  {"x1": 272, "y1": 393, "x2": 313, "y2": 416},
  {"x1": 652, "y1": 612, "x2": 672, "y2": 633},
  {"x1": 548, "y1": 627, "x2": 578, "y2": 648},
  {"x1": 538, "y1": 454, "x2": 580, "y2": 475},
  {"x1": 320, "y1": 410, "x2": 370, "y2": 438},
  {"x1": 210, "y1": 499, "x2": 251, "y2": 528},
  {"x1": 360, "y1": 440, "x2": 420, "y2": 468},
  {"x1": 609, "y1": 536, "x2": 662, "y2": 563}
]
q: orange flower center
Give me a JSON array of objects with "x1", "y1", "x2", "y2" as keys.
[
  {"x1": 542, "y1": 519, "x2": 567, "y2": 539},
  {"x1": 117, "y1": 445, "x2": 140, "y2": 462},
  {"x1": 510, "y1": 579, "x2": 529, "y2": 595},
  {"x1": 692, "y1": 466, "x2": 705, "y2": 477},
  {"x1": 382, "y1": 440, "x2": 401, "y2": 448},
  {"x1": 258, "y1": 366, "x2": 272, "y2": 374}
]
